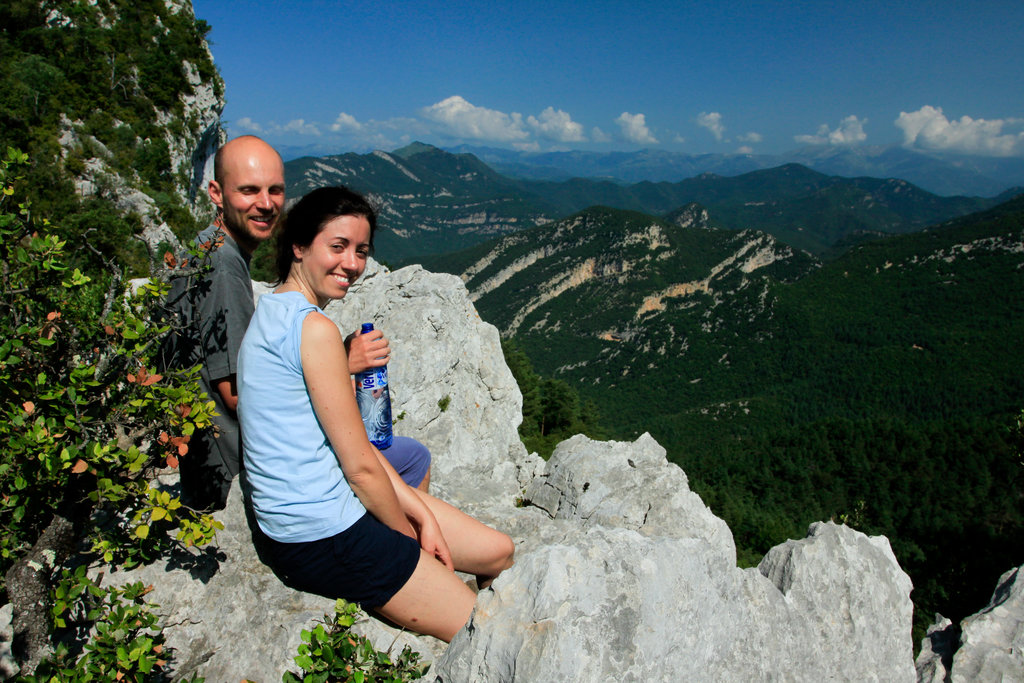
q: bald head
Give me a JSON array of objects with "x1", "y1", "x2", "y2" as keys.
[{"x1": 208, "y1": 136, "x2": 285, "y2": 254}]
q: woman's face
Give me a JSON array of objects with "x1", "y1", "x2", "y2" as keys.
[{"x1": 293, "y1": 214, "x2": 371, "y2": 304}]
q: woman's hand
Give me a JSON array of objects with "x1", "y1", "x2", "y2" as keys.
[
  {"x1": 415, "y1": 512, "x2": 454, "y2": 572},
  {"x1": 343, "y1": 327, "x2": 390, "y2": 375}
]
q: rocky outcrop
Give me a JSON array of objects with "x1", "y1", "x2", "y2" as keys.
[
  {"x1": 915, "y1": 566, "x2": 1024, "y2": 683},
  {"x1": 438, "y1": 438, "x2": 915, "y2": 682}
]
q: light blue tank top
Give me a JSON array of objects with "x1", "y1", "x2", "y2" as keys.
[{"x1": 238, "y1": 291, "x2": 366, "y2": 542}]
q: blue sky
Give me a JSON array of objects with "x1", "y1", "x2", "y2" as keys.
[{"x1": 192, "y1": 0, "x2": 1024, "y2": 159}]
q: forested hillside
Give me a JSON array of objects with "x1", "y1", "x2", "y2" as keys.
[
  {"x1": 434, "y1": 196, "x2": 1024, "y2": 639},
  {"x1": 1, "y1": 0, "x2": 221, "y2": 274}
]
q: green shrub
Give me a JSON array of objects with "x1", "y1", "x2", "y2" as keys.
[
  {"x1": 1, "y1": 147, "x2": 221, "y2": 675},
  {"x1": 283, "y1": 600, "x2": 427, "y2": 683},
  {"x1": 24, "y1": 568, "x2": 203, "y2": 682}
]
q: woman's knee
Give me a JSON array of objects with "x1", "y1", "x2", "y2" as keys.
[{"x1": 489, "y1": 532, "x2": 516, "y2": 574}]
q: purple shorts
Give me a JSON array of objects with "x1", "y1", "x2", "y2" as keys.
[{"x1": 380, "y1": 436, "x2": 431, "y2": 488}]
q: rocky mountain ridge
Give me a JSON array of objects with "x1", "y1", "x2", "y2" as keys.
[
  {"x1": 425, "y1": 205, "x2": 816, "y2": 344},
  {"x1": 1, "y1": 0, "x2": 224, "y2": 260},
  {"x1": 284, "y1": 144, "x2": 1004, "y2": 263}
]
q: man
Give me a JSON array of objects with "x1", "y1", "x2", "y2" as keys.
[
  {"x1": 166, "y1": 135, "x2": 285, "y2": 510},
  {"x1": 169, "y1": 136, "x2": 428, "y2": 510}
]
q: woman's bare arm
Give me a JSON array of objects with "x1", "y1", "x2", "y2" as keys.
[{"x1": 300, "y1": 312, "x2": 414, "y2": 538}]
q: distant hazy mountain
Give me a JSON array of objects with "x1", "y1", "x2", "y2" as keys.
[
  {"x1": 449, "y1": 143, "x2": 1024, "y2": 198},
  {"x1": 285, "y1": 144, "x2": 1004, "y2": 263}
]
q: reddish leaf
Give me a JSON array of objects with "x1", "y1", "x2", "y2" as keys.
[
  {"x1": 166, "y1": 454, "x2": 179, "y2": 469},
  {"x1": 142, "y1": 373, "x2": 162, "y2": 386},
  {"x1": 71, "y1": 459, "x2": 88, "y2": 474},
  {"x1": 22, "y1": 401, "x2": 34, "y2": 415}
]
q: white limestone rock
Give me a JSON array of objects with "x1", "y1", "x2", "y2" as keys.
[
  {"x1": 950, "y1": 565, "x2": 1024, "y2": 682},
  {"x1": 524, "y1": 431, "x2": 736, "y2": 566},
  {"x1": 0, "y1": 603, "x2": 16, "y2": 679},
  {"x1": 916, "y1": 614, "x2": 955, "y2": 683},
  {"x1": 436, "y1": 463, "x2": 917, "y2": 682}
]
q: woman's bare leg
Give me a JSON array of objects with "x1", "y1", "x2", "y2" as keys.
[
  {"x1": 376, "y1": 492, "x2": 514, "y2": 641},
  {"x1": 375, "y1": 549, "x2": 477, "y2": 642},
  {"x1": 415, "y1": 490, "x2": 514, "y2": 584}
]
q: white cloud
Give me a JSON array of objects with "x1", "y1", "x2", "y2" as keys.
[
  {"x1": 330, "y1": 112, "x2": 363, "y2": 132},
  {"x1": 591, "y1": 127, "x2": 611, "y2": 143},
  {"x1": 526, "y1": 107, "x2": 586, "y2": 142},
  {"x1": 673, "y1": 134, "x2": 687, "y2": 144},
  {"x1": 738, "y1": 131, "x2": 762, "y2": 143},
  {"x1": 616, "y1": 112, "x2": 658, "y2": 145},
  {"x1": 795, "y1": 115, "x2": 867, "y2": 146},
  {"x1": 895, "y1": 105, "x2": 1024, "y2": 156},
  {"x1": 421, "y1": 95, "x2": 529, "y2": 142},
  {"x1": 736, "y1": 145, "x2": 754, "y2": 154},
  {"x1": 235, "y1": 117, "x2": 263, "y2": 133},
  {"x1": 697, "y1": 112, "x2": 725, "y2": 141},
  {"x1": 283, "y1": 119, "x2": 322, "y2": 136}
]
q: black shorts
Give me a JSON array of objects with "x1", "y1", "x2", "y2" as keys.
[{"x1": 263, "y1": 513, "x2": 421, "y2": 608}]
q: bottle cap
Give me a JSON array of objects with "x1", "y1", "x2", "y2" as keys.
[{"x1": 361, "y1": 322, "x2": 374, "y2": 334}]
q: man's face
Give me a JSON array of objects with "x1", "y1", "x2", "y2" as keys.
[{"x1": 209, "y1": 139, "x2": 285, "y2": 253}]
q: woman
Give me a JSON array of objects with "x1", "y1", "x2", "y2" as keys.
[{"x1": 237, "y1": 186, "x2": 514, "y2": 642}]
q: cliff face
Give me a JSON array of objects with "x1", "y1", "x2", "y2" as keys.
[
  {"x1": 4, "y1": 0, "x2": 224, "y2": 255},
  {"x1": 79, "y1": 260, "x2": 988, "y2": 682},
  {"x1": 56, "y1": 0, "x2": 224, "y2": 252}
]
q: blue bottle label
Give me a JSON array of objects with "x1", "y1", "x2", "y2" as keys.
[{"x1": 356, "y1": 366, "x2": 392, "y2": 449}]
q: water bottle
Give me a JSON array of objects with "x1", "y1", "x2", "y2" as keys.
[{"x1": 354, "y1": 322, "x2": 393, "y2": 449}]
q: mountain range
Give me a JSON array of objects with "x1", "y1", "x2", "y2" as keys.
[
  {"x1": 280, "y1": 143, "x2": 1014, "y2": 266},
  {"x1": 278, "y1": 141, "x2": 1024, "y2": 199}
]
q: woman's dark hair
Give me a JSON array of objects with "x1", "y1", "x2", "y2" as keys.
[{"x1": 275, "y1": 186, "x2": 378, "y2": 284}]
